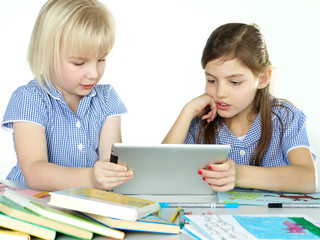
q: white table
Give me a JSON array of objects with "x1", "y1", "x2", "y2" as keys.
[
  {"x1": 54, "y1": 193, "x2": 320, "y2": 239},
  {"x1": 4, "y1": 181, "x2": 320, "y2": 240}
]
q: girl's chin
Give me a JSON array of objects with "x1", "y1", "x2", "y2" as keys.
[{"x1": 217, "y1": 110, "x2": 232, "y2": 119}]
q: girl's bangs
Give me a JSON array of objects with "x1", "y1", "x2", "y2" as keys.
[
  {"x1": 62, "y1": 16, "x2": 114, "y2": 59},
  {"x1": 66, "y1": 30, "x2": 111, "y2": 59}
]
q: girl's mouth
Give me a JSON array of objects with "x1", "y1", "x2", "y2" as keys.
[
  {"x1": 81, "y1": 84, "x2": 94, "y2": 90},
  {"x1": 216, "y1": 101, "x2": 230, "y2": 111}
]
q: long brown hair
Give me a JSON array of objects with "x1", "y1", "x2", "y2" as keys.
[{"x1": 197, "y1": 23, "x2": 283, "y2": 166}]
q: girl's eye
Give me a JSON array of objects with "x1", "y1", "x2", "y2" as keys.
[
  {"x1": 73, "y1": 62, "x2": 85, "y2": 66},
  {"x1": 98, "y1": 59, "x2": 105, "y2": 62},
  {"x1": 207, "y1": 79, "x2": 216, "y2": 83},
  {"x1": 232, "y1": 81, "x2": 241, "y2": 85}
]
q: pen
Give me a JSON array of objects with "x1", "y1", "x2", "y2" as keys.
[
  {"x1": 159, "y1": 202, "x2": 239, "y2": 208},
  {"x1": 178, "y1": 209, "x2": 185, "y2": 229},
  {"x1": 170, "y1": 207, "x2": 181, "y2": 223},
  {"x1": 268, "y1": 203, "x2": 320, "y2": 208}
]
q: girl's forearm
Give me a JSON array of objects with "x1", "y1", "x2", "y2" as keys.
[
  {"x1": 162, "y1": 105, "x2": 196, "y2": 144},
  {"x1": 236, "y1": 164, "x2": 317, "y2": 193},
  {"x1": 23, "y1": 161, "x2": 94, "y2": 191}
]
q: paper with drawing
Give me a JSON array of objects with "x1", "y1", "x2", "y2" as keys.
[
  {"x1": 184, "y1": 214, "x2": 320, "y2": 240},
  {"x1": 217, "y1": 188, "x2": 320, "y2": 206}
]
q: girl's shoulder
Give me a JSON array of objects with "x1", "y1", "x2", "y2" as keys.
[
  {"x1": 92, "y1": 84, "x2": 122, "y2": 103},
  {"x1": 92, "y1": 84, "x2": 127, "y2": 115},
  {"x1": 13, "y1": 79, "x2": 47, "y2": 98},
  {"x1": 93, "y1": 84, "x2": 115, "y2": 96},
  {"x1": 272, "y1": 98, "x2": 302, "y2": 113},
  {"x1": 271, "y1": 98, "x2": 306, "y2": 124}
]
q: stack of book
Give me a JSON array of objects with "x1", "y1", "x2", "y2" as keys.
[{"x1": 0, "y1": 182, "x2": 180, "y2": 239}]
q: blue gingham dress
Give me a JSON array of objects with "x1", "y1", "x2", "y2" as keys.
[
  {"x1": 2, "y1": 80, "x2": 127, "y2": 181},
  {"x1": 185, "y1": 101, "x2": 316, "y2": 166}
]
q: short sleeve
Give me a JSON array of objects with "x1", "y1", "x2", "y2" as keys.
[
  {"x1": 279, "y1": 105, "x2": 316, "y2": 161},
  {"x1": 2, "y1": 84, "x2": 49, "y2": 132}
]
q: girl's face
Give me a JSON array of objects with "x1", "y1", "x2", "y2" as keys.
[
  {"x1": 205, "y1": 58, "x2": 264, "y2": 122},
  {"x1": 53, "y1": 52, "x2": 106, "y2": 101}
]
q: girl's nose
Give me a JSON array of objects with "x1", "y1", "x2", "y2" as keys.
[
  {"x1": 216, "y1": 83, "x2": 227, "y2": 98},
  {"x1": 87, "y1": 63, "x2": 98, "y2": 79}
]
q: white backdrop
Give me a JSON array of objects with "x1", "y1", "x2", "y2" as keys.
[{"x1": 1, "y1": 0, "x2": 320, "y2": 182}]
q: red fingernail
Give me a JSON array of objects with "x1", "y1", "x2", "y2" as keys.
[
  {"x1": 198, "y1": 170, "x2": 202, "y2": 175},
  {"x1": 208, "y1": 165, "x2": 212, "y2": 170},
  {"x1": 202, "y1": 177, "x2": 206, "y2": 181}
]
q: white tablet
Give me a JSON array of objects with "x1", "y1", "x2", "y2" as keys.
[{"x1": 110, "y1": 143, "x2": 231, "y2": 195}]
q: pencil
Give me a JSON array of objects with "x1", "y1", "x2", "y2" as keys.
[{"x1": 169, "y1": 207, "x2": 181, "y2": 223}]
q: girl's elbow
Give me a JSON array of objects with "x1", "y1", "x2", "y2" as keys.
[
  {"x1": 310, "y1": 170, "x2": 319, "y2": 193},
  {"x1": 302, "y1": 171, "x2": 317, "y2": 193},
  {"x1": 24, "y1": 175, "x2": 40, "y2": 190}
]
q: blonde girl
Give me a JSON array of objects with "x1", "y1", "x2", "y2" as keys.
[{"x1": 2, "y1": 0, "x2": 133, "y2": 191}]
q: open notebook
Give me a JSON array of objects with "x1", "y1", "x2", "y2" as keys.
[{"x1": 110, "y1": 144, "x2": 231, "y2": 195}]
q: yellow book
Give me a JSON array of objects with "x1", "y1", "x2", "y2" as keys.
[
  {"x1": 0, "y1": 212, "x2": 56, "y2": 240},
  {"x1": 0, "y1": 196, "x2": 93, "y2": 239},
  {"x1": 4, "y1": 189, "x2": 125, "y2": 240},
  {"x1": 80, "y1": 213, "x2": 181, "y2": 234},
  {"x1": 49, "y1": 187, "x2": 160, "y2": 221},
  {"x1": 0, "y1": 228, "x2": 30, "y2": 240}
]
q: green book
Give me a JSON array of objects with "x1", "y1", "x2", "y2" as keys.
[
  {"x1": 3, "y1": 188, "x2": 125, "y2": 240},
  {"x1": 0, "y1": 212, "x2": 56, "y2": 240},
  {"x1": 0, "y1": 195, "x2": 93, "y2": 239}
]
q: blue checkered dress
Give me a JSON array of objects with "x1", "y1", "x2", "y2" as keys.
[
  {"x1": 2, "y1": 80, "x2": 127, "y2": 181},
  {"x1": 185, "y1": 101, "x2": 316, "y2": 166}
]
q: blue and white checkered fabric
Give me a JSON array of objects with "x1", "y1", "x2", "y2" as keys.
[
  {"x1": 185, "y1": 101, "x2": 316, "y2": 166},
  {"x1": 2, "y1": 80, "x2": 127, "y2": 181}
]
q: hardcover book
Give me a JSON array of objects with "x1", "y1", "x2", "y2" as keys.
[
  {"x1": 0, "y1": 227, "x2": 31, "y2": 240},
  {"x1": 0, "y1": 212, "x2": 56, "y2": 240},
  {"x1": 80, "y1": 212, "x2": 180, "y2": 234},
  {"x1": 4, "y1": 188, "x2": 125, "y2": 240},
  {"x1": 0, "y1": 195, "x2": 93, "y2": 240},
  {"x1": 49, "y1": 187, "x2": 160, "y2": 221}
]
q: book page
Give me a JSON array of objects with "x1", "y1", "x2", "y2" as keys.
[{"x1": 184, "y1": 215, "x2": 320, "y2": 240}]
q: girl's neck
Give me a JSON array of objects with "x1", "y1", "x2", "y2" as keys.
[
  {"x1": 52, "y1": 83, "x2": 83, "y2": 115},
  {"x1": 223, "y1": 110, "x2": 258, "y2": 138},
  {"x1": 64, "y1": 94, "x2": 83, "y2": 115}
]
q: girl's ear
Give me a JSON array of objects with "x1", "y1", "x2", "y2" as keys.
[{"x1": 257, "y1": 69, "x2": 272, "y2": 89}]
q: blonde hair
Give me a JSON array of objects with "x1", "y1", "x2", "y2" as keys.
[{"x1": 28, "y1": 0, "x2": 116, "y2": 86}]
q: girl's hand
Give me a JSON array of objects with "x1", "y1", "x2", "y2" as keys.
[
  {"x1": 92, "y1": 160, "x2": 134, "y2": 190},
  {"x1": 186, "y1": 93, "x2": 217, "y2": 123},
  {"x1": 198, "y1": 158, "x2": 236, "y2": 192}
]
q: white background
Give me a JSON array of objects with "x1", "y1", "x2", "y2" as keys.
[{"x1": 1, "y1": 0, "x2": 319, "y2": 186}]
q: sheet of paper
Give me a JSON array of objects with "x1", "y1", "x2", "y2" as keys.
[
  {"x1": 217, "y1": 188, "x2": 320, "y2": 206},
  {"x1": 185, "y1": 215, "x2": 257, "y2": 240},
  {"x1": 184, "y1": 214, "x2": 320, "y2": 240}
]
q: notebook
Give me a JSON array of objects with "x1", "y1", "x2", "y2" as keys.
[{"x1": 110, "y1": 144, "x2": 231, "y2": 195}]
